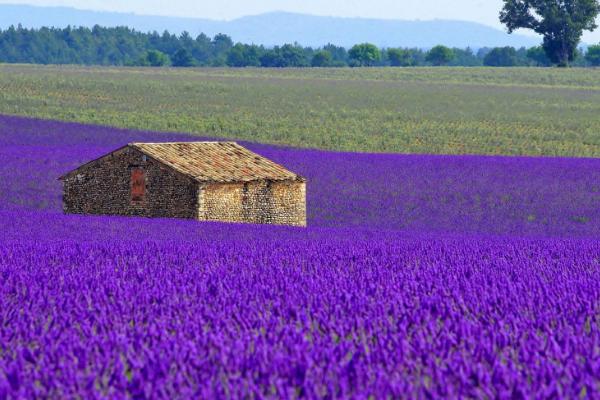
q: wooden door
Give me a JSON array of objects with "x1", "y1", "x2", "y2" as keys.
[{"x1": 131, "y1": 168, "x2": 145, "y2": 203}]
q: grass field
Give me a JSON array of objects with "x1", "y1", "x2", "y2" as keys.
[{"x1": 1, "y1": 64, "x2": 600, "y2": 156}]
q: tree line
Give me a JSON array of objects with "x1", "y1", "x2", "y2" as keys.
[{"x1": 1, "y1": 25, "x2": 600, "y2": 68}]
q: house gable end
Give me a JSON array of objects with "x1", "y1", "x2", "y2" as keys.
[
  {"x1": 58, "y1": 145, "x2": 129, "y2": 181},
  {"x1": 59, "y1": 144, "x2": 200, "y2": 185}
]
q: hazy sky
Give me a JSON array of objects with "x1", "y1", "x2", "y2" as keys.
[{"x1": 2, "y1": 0, "x2": 600, "y2": 42}]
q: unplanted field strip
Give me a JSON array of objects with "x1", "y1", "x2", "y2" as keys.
[{"x1": 2, "y1": 64, "x2": 600, "y2": 92}]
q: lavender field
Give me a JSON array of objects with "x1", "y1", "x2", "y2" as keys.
[{"x1": 2, "y1": 114, "x2": 600, "y2": 398}]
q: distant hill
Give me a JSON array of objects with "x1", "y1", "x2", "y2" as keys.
[{"x1": 0, "y1": 4, "x2": 540, "y2": 48}]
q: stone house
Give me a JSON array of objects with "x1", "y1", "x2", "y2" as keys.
[{"x1": 59, "y1": 142, "x2": 307, "y2": 226}]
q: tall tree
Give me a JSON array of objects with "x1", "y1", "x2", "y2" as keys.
[
  {"x1": 426, "y1": 45, "x2": 455, "y2": 66},
  {"x1": 323, "y1": 44, "x2": 348, "y2": 66},
  {"x1": 311, "y1": 50, "x2": 333, "y2": 67},
  {"x1": 348, "y1": 43, "x2": 381, "y2": 66},
  {"x1": 171, "y1": 48, "x2": 195, "y2": 67},
  {"x1": 586, "y1": 44, "x2": 600, "y2": 65},
  {"x1": 483, "y1": 46, "x2": 519, "y2": 66},
  {"x1": 259, "y1": 44, "x2": 309, "y2": 67},
  {"x1": 499, "y1": 0, "x2": 600, "y2": 67},
  {"x1": 387, "y1": 48, "x2": 414, "y2": 67},
  {"x1": 526, "y1": 45, "x2": 553, "y2": 65},
  {"x1": 211, "y1": 33, "x2": 234, "y2": 65},
  {"x1": 279, "y1": 43, "x2": 309, "y2": 67},
  {"x1": 227, "y1": 43, "x2": 262, "y2": 67},
  {"x1": 449, "y1": 47, "x2": 482, "y2": 66}
]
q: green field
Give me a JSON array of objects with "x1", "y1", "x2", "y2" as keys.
[{"x1": 1, "y1": 64, "x2": 600, "y2": 156}]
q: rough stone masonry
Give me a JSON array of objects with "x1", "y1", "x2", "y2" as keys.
[{"x1": 60, "y1": 142, "x2": 307, "y2": 227}]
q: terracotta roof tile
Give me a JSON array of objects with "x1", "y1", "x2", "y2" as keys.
[{"x1": 130, "y1": 142, "x2": 303, "y2": 183}]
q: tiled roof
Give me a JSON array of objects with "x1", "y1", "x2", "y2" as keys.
[{"x1": 130, "y1": 142, "x2": 303, "y2": 183}]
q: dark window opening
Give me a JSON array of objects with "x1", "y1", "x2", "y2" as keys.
[{"x1": 131, "y1": 168, "x2": 145, "y2": 203}]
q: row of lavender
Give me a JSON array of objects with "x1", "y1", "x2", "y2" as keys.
[
  {"x1": 2, "y1": 114, "x2": 600, "y2": 236},
  {"x1": 2, "y1": 239, "x2": 600, "y2": 398},
  {"x1": 2, "y1": 114, "x2": 600, "y2": 398}
]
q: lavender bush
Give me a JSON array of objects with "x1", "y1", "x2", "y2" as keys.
[
  {"x1": 2, "y1": 115, "x2": 600, "y2": 237},
  {"x1": 2, "y1": 114, "x2": 600, "y2": 398},
  {"x1": 2, "y1": 239, "x2": 600, "y2": 398}
]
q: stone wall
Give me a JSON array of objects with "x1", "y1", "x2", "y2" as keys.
[
  {"x1": 197, "y1": 182, "x2": 245, "y2": 223},
  {"x1": 199, "y1": 180, "x2": 306, "y2": 227},
  {"x1": 63, "y1": 146, "x2": 307, "y2": 226},
  {"x1": 62, "y1": 147, "x2": 199, "y2": 219},
  {"x1": 269, "y1": 180, "x2": 307, "y2": 227}
]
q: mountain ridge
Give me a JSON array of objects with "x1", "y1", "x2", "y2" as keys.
[{"x1": 0, "y1": 4, "x2": 541, "y2": 48}]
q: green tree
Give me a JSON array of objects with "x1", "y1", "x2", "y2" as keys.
[
  {"x1": 227, "y1": 43, "x2": 262, "y2": 67},
  {"x1": 499, "y1": 0, "x2": 600, "y2": 67},
  {"x1": 259, "y1": 44, "x2": 308, "y2": 67},
  {"x1": 259, "y1": 49, "x2": 279, "y2": 67},
  {"x1": 483, "y1": 46, "x2": 518, "y2": 66},
  {"x1": 426, "y1": 45, "x2": 455, "y2": 66},
  {"x1": 211, "y1": 33, "x2": 233, "y2": 66},
  {"x1": 449, "y1": 47, "x2": 482, "y2": 66},
  {"x1": 387, "y1": 48, "x2": 414, "y2": 66},
  {"x1": 171, "y1": 48, "x2": 195, "y2": 67},
  {"x1": 526, "y1": 45, "x2": 552, "y2": 66},
  {"x1": 144, "y1": 50, "x2": 169, "y2": 66},
  {"x1": 158, "y1": 30, "x2": 180, "y2": 56},
  {"x1": 586, "y1": 44, "x2": 600, "y2": 65},
  {"x1": 190, "y1": 33, "x2": 212, "y2": 65},
  {"x1": 323, "y1": 44, "x2": 348, "y2": 66},
  {"x1": 212, "y1": 33, "x2": 233, "y2": 55},
  {"x1": 348, "y1": 43, "x2": 381, "y2": 66},
  {"x1": 311, "y1": 50, "x2": 333, "y2": 67},
  {"x1": 279, "y1": 44, "x2": 309, "y2": 67}
]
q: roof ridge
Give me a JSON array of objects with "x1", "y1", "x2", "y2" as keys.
[{"x1": 130, "y1": 141, "x2": 238, "y2": 145}]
